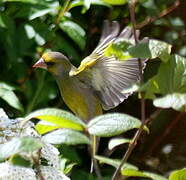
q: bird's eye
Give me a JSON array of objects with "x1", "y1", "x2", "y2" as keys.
[{"x1": 45, "y1": 62, "x2": 55, "y2": 66}]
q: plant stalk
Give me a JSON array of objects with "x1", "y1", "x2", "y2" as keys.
[{"x1": 112, "y1": 0, "x2": 146, "y2": 179}]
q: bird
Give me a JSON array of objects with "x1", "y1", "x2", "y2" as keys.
[{"x1": 33, "y1": 21, "x2": 146, "y2": 122}]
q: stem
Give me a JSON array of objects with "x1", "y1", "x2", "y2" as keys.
[
  {"x1": 55, "y1": 0, "x2": 71, "y2": 26},
  {"x1": 136, "y1": 0, "x2": 180, "y2": 29},
  {"x1": 112, "y1": 0, "x2": 179, "y2": 177},
  {"x1": 112, "y1": 1, "x2": 146, "y2": 179}
]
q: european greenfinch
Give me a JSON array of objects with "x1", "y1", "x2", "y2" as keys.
[{"x1": 33, "y1": 21, "x2": 145, "y2": 121}]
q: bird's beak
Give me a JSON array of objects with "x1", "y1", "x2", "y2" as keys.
[{"x1": 32, "y1": 58, "x2": 47, "y2": 70}]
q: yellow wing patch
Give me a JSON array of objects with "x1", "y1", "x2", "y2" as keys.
[{"x1": 69, "y1": 56, "x2": 98, "y2": 76}]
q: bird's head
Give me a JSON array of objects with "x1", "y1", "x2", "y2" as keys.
[{"x1": 33, "y1": 52, "x2": 71, "y2": 76}]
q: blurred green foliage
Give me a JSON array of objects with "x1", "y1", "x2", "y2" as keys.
[{"x1": 1, "y1": 0, "x2": 186, "y2": 179}]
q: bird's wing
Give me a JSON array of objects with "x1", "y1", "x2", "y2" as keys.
[{"x1": 69, "y1": 21, "x2": 146, "y2": 110}]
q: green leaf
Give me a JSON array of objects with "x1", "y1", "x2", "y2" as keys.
[
  {"x1": 122, "y1": 169, "x2": 167, "y2": 180},
  {"x1": 41, "y1": 129, "x2": 90, "y2": 145},
  {"x1": 128, "y1": 39, "x2": 172, "y2": 62},
  {"x1": 0, "y1": 83, "x2": 23, "y2": 111},
  {"x1": 122, "y1": 84, "x2": 140, "y2": 94},
  {"x1": 169, "y1": 168, "x2": 186, "y2": 180},
  {"x1": 108, "y1": 138, "x2": 131, "y2": 150},
  {"x1": 10, "y1": 154, "x2": 31, "y2": 167},
  {"x1": 29, "y1": 8, "x2": 53, "y2": 20},
  {"x1": 143, "y1": 54, "x2": 186, "y2": 102},
  {"x1": 94, "y1": 155, "x2": 138, "y2": 170},
  {"x1": 122, "y1": 169, "x2": 149, "y2": 178},
  {"x1": 59, "y1": 21, "x2": 86, "y2": 50},
  {"x1": 81, "y1": 0, "x2": 91, "y2": 13},
  {"x1": 88, "y1": 113, "x2": 146, "y2": 137},
  {"x1": 0, "y1": 137, "x2": 43, "y2": 161},
  {"x1": 104, "y1": 37, "x2": 134, "y2": 61},
  {"x1": 153, "y1": 93, "x2": 186, "y2": 111},
  {"x1": 0, "y1": 14, "x2": 6, "y2": 28},
  {"x1": 101, "y1": 0, "x2": 127, "y2": 5},
  {"x1": 35, "y1": 121, "x2": 61, "y2": 134},
  {"x1": 64, "y1": 162, "x2": 77, "y2": 174},
  {"x1": 24, "y1": 24, "x2": 36, "y2": 39},
  {"x1": 3, "y1": 0, "x2": 39, "y2": 3},
  {"x1": 70, "y1": 0, "x2": 111, "y2": 9},
  {"x1": 24, "y1": 108, "x2": 86, "y2": 131}
]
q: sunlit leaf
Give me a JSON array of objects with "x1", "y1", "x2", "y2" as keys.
[
  {"x1": 81, "y1": 0, "x2": 91, "y2": 13},
  {"x1": 122, "y1": 169, "x2": 167, "y2": 180},
  {"x1": 128, "y1": 39, "x2": 172, "y2": 62},
  {"x1": 104, "y1": 36, "x2": 134, "y2": 61},
  {"x1": 35, "y1": 121, "x2": 61, "y2": 134},
  {"x1": 94, "y1": 155, "x2": 138, "y2": 170},
  {"x1": 88, "y1": 113, "x2": 148, "y2": 137},
  {"x1": 42, "y1": 129, "x2": 90, "y2": 145},
  {"x1": 0, "y1": 137, "x2": 43, "y2": 161},
  {"x1": 64, "y1": 162, "x2": 77, "y2": 174},
  {"x1": 153, "y1": 93, "x2": 186, "y2": 111},
  {"x1": 24, "y1": 108, "x2": 86, "y2": 131},
  {"x1": 29, "y1": 8, "x2": 53, "y2": 20},
  {"x1": 169, "y1": 168, "x2": 186, "y2": 180},
  {"x1": 101, "y1": 0, "x2": 127, "y2": 5},
  {"x1": 24, "y1": 24, "x2": 36, "y2": 39},
  {"x1": 3, "y1": 0, "x2": 39, "y2": 3},
  {"x1": 59, "y1": 21, "x2": 86, "y2": 50},
  {"x1": 108, "y1": 138, "x2": 131, "y2": 150},
  {"x1": 143, "y1": 54, "x2": 186, "y2": 102},
  {"x1": 70, "y1": 0, "x2": 111, "y2": 9},
  {"x1": 0, "y1": 83, "x2": 23, "y2": 111}
]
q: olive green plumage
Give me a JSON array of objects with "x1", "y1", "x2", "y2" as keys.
[{"x1": 33, "y1": 21, "x2": 145, "y2": 121}]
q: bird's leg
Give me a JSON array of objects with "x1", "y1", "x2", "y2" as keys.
[{"x1": 89, "y1": 135, "x2": 102, "y2": 179}]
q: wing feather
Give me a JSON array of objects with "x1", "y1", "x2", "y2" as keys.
[{"x1": 70, "y1": 21, "x2": 147, "y2": 110}]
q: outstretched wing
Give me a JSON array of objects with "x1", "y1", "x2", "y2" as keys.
[{"x1": 70, "y1": 21, "x2": 146, "y2": 110}]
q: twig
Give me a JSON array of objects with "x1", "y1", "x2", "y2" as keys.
[
  {"x1": 54, "y1": 0, "x2": 71, "y2": 30},
  {"x1": 136, "y1": 0, "x2": 180, "y2": 29},
  {"x1": 112, "y1": 0, "x2": 180, "y2": 178},
  {"x1": 145, "y1": 108, "x2": 162, "y2": 125},
  {"x1": 112, "y1": 0, "x2": 146, "y2": 179}
]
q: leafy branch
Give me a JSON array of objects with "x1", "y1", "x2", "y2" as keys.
[
  {"x1": 112, "y1": 0, "x2": 180, "y2": 179},
  {"x1": 26, "y1": 0, "x2": 72, "y2": 114}
]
